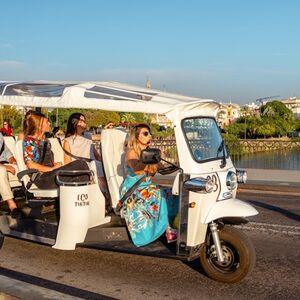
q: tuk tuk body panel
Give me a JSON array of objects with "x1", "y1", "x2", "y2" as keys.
[
  {"x1": 53, "y1": 183, "x2": 110, "y2": 250},
  {"x1": 204, "y1": 198, "x2": 259, "y2": 224}
]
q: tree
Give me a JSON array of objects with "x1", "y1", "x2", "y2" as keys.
[
  {"x1": 48, "y1": 109, "x2": 121, "y2": 130},
  {"x1": 85, "y1": 110, "x2": 120, "y2": 127},
  {"x1": 295, "y1": 119, "x2": 300, "y2": 131},
  {"x1": 256, "y1": 124, "x2": 276, "y2": 138},
  {"x1": 121, "y1": 113, "x2": 136, "y2": 124},
  {"x1": 260, "y1": 101, "x2": 295, "y2": 137},
  {"x1": 0, "y1": 106, "x2": 22, "y2": 133},
  {"x1": 260, "y1": 101, "x2": 293, "y2": 120}
]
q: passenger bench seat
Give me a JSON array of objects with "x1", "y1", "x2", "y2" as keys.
[{"x1": 101, "y1": 128, "x2": 128, "y2": 209}]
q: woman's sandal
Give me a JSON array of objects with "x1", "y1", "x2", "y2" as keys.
[{"x1": 166, "y1": 226, "x2": 177, "y2": 243}]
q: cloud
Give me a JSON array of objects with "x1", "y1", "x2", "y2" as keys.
[{"x1": 0, "y1": 60, "x2": 25, "y2": 68}]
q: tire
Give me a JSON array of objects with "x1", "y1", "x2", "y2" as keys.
[
  {"x1": 199, "y1": 225, "x2": 256, "y2": 283},
  {"x1": 0, "y1": 231, "x2": 4, "y2": 250}
]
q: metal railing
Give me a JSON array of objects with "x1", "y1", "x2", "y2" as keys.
[{"x1": 93, "y1": 139, "x2": 300, "y2": 170}]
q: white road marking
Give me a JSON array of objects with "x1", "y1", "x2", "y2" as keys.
[{"x1": 236, "y1": 222, "x2": 300, "y2": 236}]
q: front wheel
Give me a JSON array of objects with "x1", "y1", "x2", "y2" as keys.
[{"x1": 199, "y1": 225, "x2": 256, "y2": 283}]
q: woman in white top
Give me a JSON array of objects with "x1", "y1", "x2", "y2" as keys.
[{"x1": 63, "y1": 113, "x2": 110, "y2": 209}]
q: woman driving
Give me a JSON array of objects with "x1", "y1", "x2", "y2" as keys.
[{"x1": 119, "y1": 123, "x2": 177, "y2": 247}]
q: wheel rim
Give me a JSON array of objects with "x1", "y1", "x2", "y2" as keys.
[{"x1": 207, "y1": 241, "x2": 240, "y2": 273}]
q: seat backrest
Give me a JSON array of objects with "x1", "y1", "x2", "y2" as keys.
[
  {"x1": 101, "y1": 128, "x2": 128, "y2": 208},
  {"x1": 3, "y1": 136, "x2": 17, "y2": 158},
  {"x1": 48, "y1": 138, "x2": 64, "y2": 164}
]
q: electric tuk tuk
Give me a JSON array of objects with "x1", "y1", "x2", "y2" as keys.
[{"x1": 0, "y1": 81, "x2": 258, "y2": 283}]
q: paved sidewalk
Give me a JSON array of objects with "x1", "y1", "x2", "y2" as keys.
[{"x1": 245, "y1": 168, "x2": 300, "y2": 184}]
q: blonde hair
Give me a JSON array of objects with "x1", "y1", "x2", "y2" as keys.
[
  {"x1": 25, "y1": 113, "x2": 46, "y2": 137},
  {"x1": 127, "y1": 124, "x2": 157, "y2": 174},
  {"x1": 127, "y1": 124, "x2": 151, "y2": 157}
]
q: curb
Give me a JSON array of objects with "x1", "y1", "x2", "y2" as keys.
[{"x1": 240, "y1": 183, "x2": 300, "y2": 194}]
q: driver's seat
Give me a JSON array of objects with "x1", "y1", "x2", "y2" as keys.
[{"x1": 101, "y1": 128, "x2": 128, "y2": 210}]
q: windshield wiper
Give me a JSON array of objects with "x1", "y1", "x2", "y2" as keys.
[{"x1": 217, "y1": 140, "x2": 227, "y2": 168}]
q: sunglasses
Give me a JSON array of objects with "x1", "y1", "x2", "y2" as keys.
[{"x1": 141, "y1": 131, "x2": 152, "y2": 137}]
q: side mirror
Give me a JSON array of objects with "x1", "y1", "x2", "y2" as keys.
[{"x1": 140, "y1": 148, "x2": 161, "y2": 164}]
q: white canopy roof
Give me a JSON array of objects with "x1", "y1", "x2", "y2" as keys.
[{"x1": 0, "y1": 81, "x2": 220, "y2": 121}]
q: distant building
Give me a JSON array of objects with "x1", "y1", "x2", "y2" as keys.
[
  {"x1": 245, "y1": 102, "x2": 260, "y2": 111},
  {"x1": 217, "y1": 102, "x2": 240, "y2": 128},
  {"x1": 150, "y1": 114, "x2": 173, "y2": 128},
  {"x1": 281, "y1": 97, "x2": 300, "y2": 119}
]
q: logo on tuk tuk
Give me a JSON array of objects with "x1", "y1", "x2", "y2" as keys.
[
  {"x1": 206, "y1": 175, "x2": 218, "y2": 192},
  {"x1": 75, "y1": 193, "x2": 89, "y2": 207}
]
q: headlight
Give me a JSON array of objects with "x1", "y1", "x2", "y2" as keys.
[
  {"x1": 236, "y1": 169, "x2": 247, "y2": 183},
  {"x1": 184, "y1": 177, "x2": 214, "y2": 193},
  {"x1": 226, "y1": 171, "x2": 237, "y2": 190}
]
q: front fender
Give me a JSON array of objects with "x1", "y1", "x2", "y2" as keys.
[{"x1": 204, "y1": 198, "x2": 258, "y2": 224}]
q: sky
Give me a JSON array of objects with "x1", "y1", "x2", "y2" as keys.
[{"x1": 0, "y1": 0, "x2": 299, "y2": 104}]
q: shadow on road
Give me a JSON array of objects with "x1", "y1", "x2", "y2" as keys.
[
  {"x1": 248, "y1": 200, "x2": 300, "y2": 222},
  {"x1": 0, "y1": 267, "x2": 116, "y2": 300}
]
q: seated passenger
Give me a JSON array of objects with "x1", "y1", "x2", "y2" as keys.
[
  {"x1": 63, "y1": 113, "x2": 110, "y2": 206},
  {"x1": 18, "y1": 109, "x2": 35, "y2": 141},
  {"x1": 23, "y1": 113, "x2": 90, "y2": 189},
  {"x1": 0, "y1": 133, "x2": 22, "y2": 218},
  {"x1": 119, "y1": 123, "x2": 178, "y2": 247}
]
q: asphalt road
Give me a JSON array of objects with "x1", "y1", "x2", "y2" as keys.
[{"x1": 0, "y1": 190, "x2": 299, "y2": 300}]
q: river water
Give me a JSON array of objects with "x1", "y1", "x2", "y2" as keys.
[{"x1": 232, "y1": 148, "x2": 300, "y2": 170}]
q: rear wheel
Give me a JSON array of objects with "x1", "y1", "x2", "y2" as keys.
[{"x1": 199, "y1": 225, "x2": 256, "y2": 283}]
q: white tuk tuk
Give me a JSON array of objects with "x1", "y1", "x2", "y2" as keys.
[{"x1": 0, "y1": 81, "x2": 258, "y2": 283}]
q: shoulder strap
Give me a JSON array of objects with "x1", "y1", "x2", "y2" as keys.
[
  {"x1": 116, "y1": 174, "x2": 146, "y2": 212},
  {"x1": 38, "y1": 140, "x2": 48, "y2": 165},
  {"x1": 0, "y1": 140, "x2": 5, "y2": 156}
]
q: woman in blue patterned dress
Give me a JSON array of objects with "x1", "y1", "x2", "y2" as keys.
[{"x1": 119, "y1": 124, "x2": 178, "y2": 247}]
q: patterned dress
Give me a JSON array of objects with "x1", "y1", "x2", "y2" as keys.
[{"x1": 119, "y1": 167, "x2": 178, "y2": 247}]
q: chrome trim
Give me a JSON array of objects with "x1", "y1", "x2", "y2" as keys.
[
  {"x1": 226, "y1": 171, "x2": 237, "y2": 190},
  {"x1": 209, "y1": 222, "x2": 225, "y2": 262},
  {"x1": 236, "y1": 169, "x2": 247, "y2": 183},
  {"x1": 56, "y1": 170, "x2": 94, "y2": 186},
  {"x1": 183, "y1": 177, "x2": 214, "y2": 193}
]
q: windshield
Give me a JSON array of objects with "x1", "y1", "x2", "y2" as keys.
[{"x1": 182, "y1": 117, "x2": 227, "y2": 162}]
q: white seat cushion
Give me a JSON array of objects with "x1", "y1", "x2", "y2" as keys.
[
  {"x1": 101, "y1": 128, "x2": 128, "y2": 208},
  {"x1": 3, "y1": 136, "x2": 22, "y2": 188},
  {"x1": 3, "y1": 136, "x2": 17, "y2": 157},
  {"x1": 48, "y1": 138, "x2": 64, "y2": 164}
]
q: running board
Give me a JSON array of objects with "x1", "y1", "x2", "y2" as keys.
[{"x1": 0, "y1": 215, "x2": 57, "y2": 245}]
